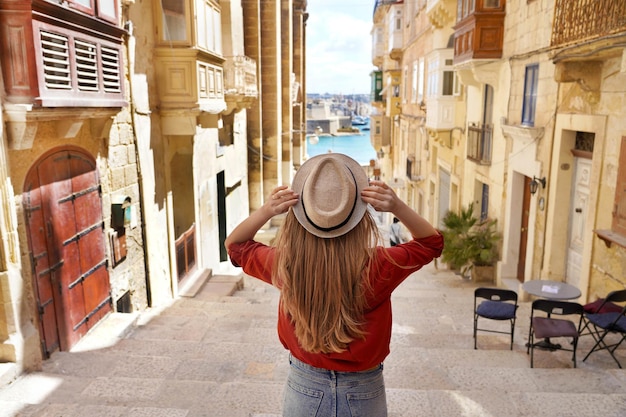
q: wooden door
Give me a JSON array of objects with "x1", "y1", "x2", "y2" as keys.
[
  {"x1": 24, "y1": 148, "x2": 111, "y2": 356},
  {"x1": 566, "y1": 157, "x2": 591, "y2": 289},
  {"x1": 517, "y1": 176, "x2": 531, "y2": 282}
]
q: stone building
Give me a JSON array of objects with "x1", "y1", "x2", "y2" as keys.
[
  {"x1": 0, "y1": 0, "x2": 307, "y2": 382},
  {"x1": 371, "y1": 0, "x2": 626, "y2": 299}
]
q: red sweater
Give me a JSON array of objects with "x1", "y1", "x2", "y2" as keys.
[{"x1": 227, "y1": 232, "x2": 443, "y2": 372}]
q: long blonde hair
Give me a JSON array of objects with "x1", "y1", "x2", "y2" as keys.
[{"x1": 273, "y1": 209, "x2": 380, "y2": 353}]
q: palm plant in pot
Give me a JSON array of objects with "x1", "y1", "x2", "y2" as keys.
[{"x1": 440, "y1": 204, "x2": 500, "y2": 281}]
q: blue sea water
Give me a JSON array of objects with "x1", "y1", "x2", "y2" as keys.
[{"x1": 306, "y1": 131, "x2": 377, "y2": 166}]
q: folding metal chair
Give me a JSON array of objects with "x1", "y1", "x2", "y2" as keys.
[
  {"x1": 527, "y1": 299, "x2": 584, "y2": 368},
  {"x1": 580, "y1": 289, "x2": 626, "y2": 336},
  {"x1": 473, "y1": 287, "x2": 518, "y2": 350},
  {"x1": 582, "y1": 302, "x2": 626, "y2": 368}
]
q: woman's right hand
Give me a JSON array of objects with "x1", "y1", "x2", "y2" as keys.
[{"x1": 265, "y1": 185, "x2": 299, "y2": 216}]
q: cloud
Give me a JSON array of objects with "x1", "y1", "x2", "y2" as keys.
[{"x1": 306, "y1": 2, "x2": 376, "y2": 94}]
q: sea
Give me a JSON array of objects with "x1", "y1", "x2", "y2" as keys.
[{"x1": 305, "y1": 127, "x2": 377, "y2": 166}]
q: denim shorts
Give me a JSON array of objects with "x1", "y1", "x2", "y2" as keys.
[{"x1": 283, "y1": 354, "x2": 387, "y2": 417}]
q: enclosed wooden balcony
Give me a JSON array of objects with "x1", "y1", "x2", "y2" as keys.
[
  {"x1": 453, "y1": 0, "x2": 505, "y2": 65},
  {"x1": 0, "y1": 0, "x2": 126, "y2": 149},
  {"x1": 154, "y1": 48, "x2": 226, "y2": 114},
  {"x1": 0, "y1": 0, "x2": 126, "y2": 108}
]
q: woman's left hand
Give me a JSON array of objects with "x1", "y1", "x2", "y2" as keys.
[{"x1": 361, "y1": 180, "x2": 398, "y2": 212}]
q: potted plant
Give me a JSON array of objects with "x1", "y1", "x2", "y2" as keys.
[{"x1": 440, "y1": 204, "x2": 500, "y2": 281}]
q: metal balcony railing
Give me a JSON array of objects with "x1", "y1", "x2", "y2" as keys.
[
  {"x1": 467, "y1": 124, "x2": 492, "y2": 165},
  {"x1": 551, "y1": 0, "x2": 626, "y2": 47}
]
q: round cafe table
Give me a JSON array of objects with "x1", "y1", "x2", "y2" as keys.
[
  {"x1": 522, "y1": 279, "x2": 581, "y2": 300},
  {"x1": 523, "y1": 280, "x2": 581, "y2": 350}
]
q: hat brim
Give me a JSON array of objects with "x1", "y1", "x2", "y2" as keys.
[{"x1": 291, "y1": 153, "x2": 369, "y2": 238}]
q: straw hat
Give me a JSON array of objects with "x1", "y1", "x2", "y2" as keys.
[{"x1": 291, "y1": 153, "x2": 368, "y2": 238}]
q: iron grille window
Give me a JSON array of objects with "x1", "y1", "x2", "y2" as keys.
[{"x1": 467, "y1": 123, "x2": 492, "y2": 165}]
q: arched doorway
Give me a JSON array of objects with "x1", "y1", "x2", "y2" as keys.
[{"x1": 23, "y1": 147, "x2": 111, "y2": 357}]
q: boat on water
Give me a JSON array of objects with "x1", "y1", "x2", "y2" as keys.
[{"x1": 351, "y1": 115, "x2": 369, "y2": 126}]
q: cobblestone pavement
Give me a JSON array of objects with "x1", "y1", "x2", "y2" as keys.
[{"x1": 1, "y1": 263, "x2": 626, "y2": 417}]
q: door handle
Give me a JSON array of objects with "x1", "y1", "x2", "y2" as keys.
[{"x1": 575, "y1": 208, "x2": 582, "y2": 213}]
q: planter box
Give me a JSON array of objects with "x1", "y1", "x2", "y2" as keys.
[{"x1": 472, "y1": 265, "x2": 495, "y2": 283}]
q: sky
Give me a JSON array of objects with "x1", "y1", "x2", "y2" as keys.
[{"x1": 305, "y1": 0, "x2": 376, "y2": 95}]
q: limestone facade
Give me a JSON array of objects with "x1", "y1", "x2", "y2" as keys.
[
  {"x1": 0, "y1": 0, "x2": 307, "y2": 378},
  {"x1": 372, "y1": 0, "x2": 626, "y2": 299}
]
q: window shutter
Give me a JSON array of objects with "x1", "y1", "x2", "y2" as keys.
[
  {"x1": 75, "y1": 39, "x2": 99, "y2": 91},
  {"x1": 101, "y1": 46, "x2": 121, "y2": 93},
  {"x1": 41, "y1": 31, "x2": 72, "y2": 90}
]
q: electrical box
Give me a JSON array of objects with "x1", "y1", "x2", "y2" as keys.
[
  {"x1": 110, "y1": 229, "x2": 127, "y2": 266},
  {"x1": 111, "y1": 196, "x2": 131, "y2": 229}
]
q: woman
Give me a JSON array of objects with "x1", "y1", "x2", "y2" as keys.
[{"x1": 225, "y1": 153, "x2": 443, "y2": 417}]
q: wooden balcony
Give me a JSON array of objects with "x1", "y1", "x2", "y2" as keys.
[
  {"x1": 223, "y1": 55, "x2": 258, "y2": 113},
  {"x1": 453, "y1": 2, "x2": 505, "y2": 65},
  {"x1": 0, "y1": 0, "x2": 126, "y2": 107},
  {"x1": 154, "y1": 47, "x2": 225, "y2": 114},
  {"x1": 551, "y1": 0, "x2": 626, "y2": 48}
]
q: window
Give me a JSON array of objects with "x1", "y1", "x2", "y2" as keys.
[
  {"x1": 67, "y1": 0, "x2": 119, "y2": 24},
  {"x1": 443, "y1": 71, "x2": 455, "y2": 95},
  {"x1": 162, "y1": 0, "x2": 188, "y2": 42},
  {"x1": 402, "y1": 66, "x2": 409, "y2": 103},
  {"x1": 427, "y1": 56, "x2": 460, "y2": 97},
  {"x1": 411, "y1": 63, "x2": 417, "y2": 103},
  {"x1": 467, "y1": 85, "x2": 494, "y2": 164},
  {"x1": 418, "y1": 58, "x2": 425, "y2": 103},
  {"x1": 480, "y1": 183, "x2": 489, "y2": 222},
  {"x1": 613, "y1": 137, "x2": 626, "y2": 235},
  {"x1": 197, "y1": 0, "x2": 222, "y2": 54},
  {"x1": 35, "y1": 21, "x2": 124, "y2": 105},
  {"x1": 522, "y1": 64, "x2": 539, "y2": 126},
  {"x1": 457, "y1": 0, "x2": 476, "y2": 21}
]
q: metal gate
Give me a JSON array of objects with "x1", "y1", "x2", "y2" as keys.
[{"x1": 24, "y1": 148, "x2": 111, "y2": 357}]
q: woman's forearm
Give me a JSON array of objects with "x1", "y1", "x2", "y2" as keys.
[
  {"x1": 224, "y1": 205, "x2": 273, "y2": 249},
  {"x1": 392, "y1": 200, "x2": 438, "y2": 239},
  {"x1": 225, "y1": 185, "x2": 299, "y2": 250}
]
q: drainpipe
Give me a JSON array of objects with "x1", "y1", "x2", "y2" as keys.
[{"x1": 122, "y1": 16, "x2": 152, "y2": 307}]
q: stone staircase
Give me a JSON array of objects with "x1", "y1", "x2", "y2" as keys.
[{"x1": 2, "y1": 264, "x2": 626, "y2": 416}]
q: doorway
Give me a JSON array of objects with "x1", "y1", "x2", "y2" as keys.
[
  {"x1": 517, "y1": 176, "x2": 532, "y2": 282},
  {"x1": 24, "y1": 148, "x2": 111, "y2": 357}
]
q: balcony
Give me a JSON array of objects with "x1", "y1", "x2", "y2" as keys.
[
  {"x1": 406, "y1": 155, "x2": 423, "y2": 182},
  {"x1": 427, "y1": 0, "x2": 456, "y2": 29},
  {"x1": 224, "y1": 55, "x2": 258, "y2": 113},
  {"x1": 389, "y1": 28, "x2": 403, "y2": 61},
  {"x1": 467, "y1": 123, "x2": 492, "y2": 165},
  {"x1": 0, "y1": 0, "x2": 126, "y2": 149},
  {"x1": 551, "y1": 0, "x2": 626, "y2": 48},
  {"x1": 453, "y1": 1, "x2": 505, "y2": 65}
]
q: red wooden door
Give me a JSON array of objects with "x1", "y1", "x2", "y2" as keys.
[{"x1": 24, "y1": 148, "x2": 111, "y2": 356}]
